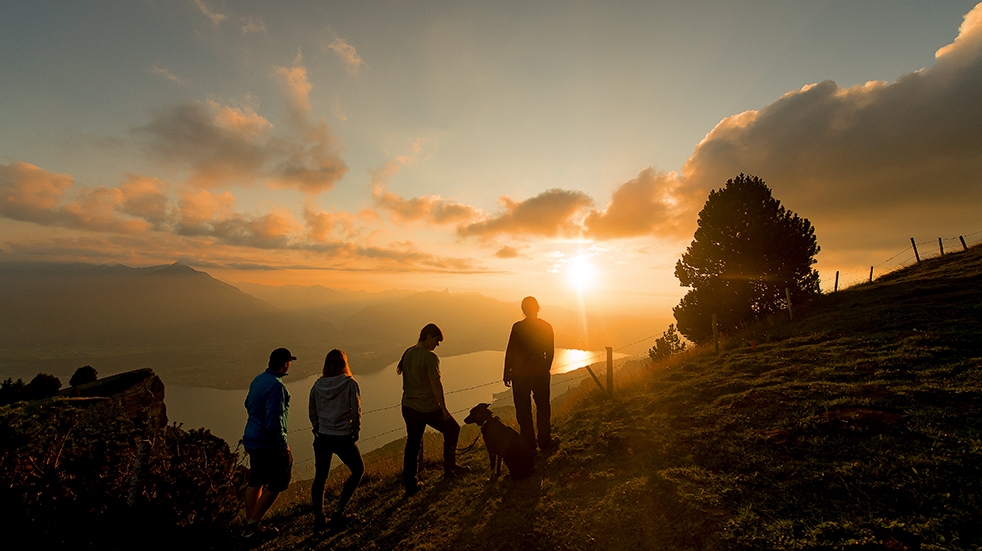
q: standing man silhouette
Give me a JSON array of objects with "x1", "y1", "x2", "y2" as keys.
[
  {"x1": 398, "y1": 323, "x2": 470, "y2": 496},
  {"x1": 503, "y1": 296, "x2": 557, "y2": 454},
  {"x1": 241, "y1": 347, "x2": 295, "y2": 539}
]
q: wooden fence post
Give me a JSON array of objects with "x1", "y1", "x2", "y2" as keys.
[
  {"x1": 834, "y1": 271, "x2": 839, "y2": 292},
  {"x1": 960, "y1": 236, "x2": 968, "y2": 251},
  {"x1": 712, "y1": 314, "x2": 719, "y2": 355},
  {"x1": 606, "y1": 347, "x2": 613, "y2": 399},
  {"x1": 785, "y1": 287, "x2": 793, "y2": 321},
  {"x1": 939, "y1": 238, "x2": 945, "y2": 256},
  {"x1": 584, "y1": 365, "x2": 607, "y2": 398},
  {"x1": 911, "y1": 238, "x2": 921, "y2": 263},
  {"x1": 869, "y1": 266, "x2": 874, "y2": 283}
]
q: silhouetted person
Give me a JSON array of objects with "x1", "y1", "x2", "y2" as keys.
[
  {"x1": 241, "y1": 347, "x2": 295, "y2": 539},
  {"x1": 504, "y1": 296, "x2": 557, "y2": 453},
  {"x1": 398, "y1": 323, "x2": 470, "y2": 496},
  {"x1": 309, "y1": 349, "x2": 364, "y2": 531}
]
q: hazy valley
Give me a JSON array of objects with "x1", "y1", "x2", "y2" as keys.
[{"x1": 0, "y1": 261, "x2": 666, "y2": 389}]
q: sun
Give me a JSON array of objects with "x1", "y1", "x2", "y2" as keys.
[{"x1": 566, "y1": 255, "x2": 597, "y2": 293}]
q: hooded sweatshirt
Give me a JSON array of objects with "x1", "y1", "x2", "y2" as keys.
[{"x1": 308, "y1": 374, "x2": 361, "y2": 437}]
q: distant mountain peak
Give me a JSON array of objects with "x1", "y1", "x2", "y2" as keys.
[{"x1": 149, "y1": 263, "x2": 201, "y2": 276}]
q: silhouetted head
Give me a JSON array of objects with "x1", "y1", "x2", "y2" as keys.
[
  {"x1": 418, "y1": 323, "x2": 444, "y2": 344},
  {"x1": 268, "y1": 347, "x2": 296, "y2": 372},
  {"x1": 323, "y1": 349, "x2": 352, "y2": 378},
  {"x1": 521, "y1": 296, "x2": 540, "y2": 318},
  {"x1": 463, "y1": 403, "x2": 492, "y2": 425}
]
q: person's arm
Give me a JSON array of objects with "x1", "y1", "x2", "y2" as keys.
[
  {"x1": 544, "y1": 322, "x2": 555, "y2": 366},
  {"x1": 308, "y1": 386, "x2": 319, "y2": 436},
  {"x1": 429, "y1": 376, "x2": 450, "y2": 420},
  {"x1": 265, "y1": 385, "x2": 289, "y2": 443},
  {"x1": 350, "y1": 379, "x2": 361, "y2": 440},
  {"x1": 503, "y1": 324, "x2": 518, "y2": 387}
]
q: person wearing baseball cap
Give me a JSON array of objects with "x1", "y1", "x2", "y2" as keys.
[{"x1": 241, "y1": 347, "x2": 296, "y2": 539}]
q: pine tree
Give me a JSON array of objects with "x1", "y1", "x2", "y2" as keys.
[{"x1": 674, "y1": 174, "x2": 820, "y2": 343}]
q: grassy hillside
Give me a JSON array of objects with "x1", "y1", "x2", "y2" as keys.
[{"x1": 226, "y1": 245, "x2": 982, "y2": 550}]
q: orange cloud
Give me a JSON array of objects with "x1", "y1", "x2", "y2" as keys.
[
  {"x1": 329, "y1": 38, "x2": 365, "y2": 74},
  {"x1": 303, "y1": 207, "x2": 357, "y2": 242},
  {"x1": 0, "y1": 162, "x2": 74, "y2": 220},
  {"x1": 118, "y1": 175, "x2": 171, "y2": 229},
  {"x1": 456, "y1": 188, "x2": 594, "y2": 239},
  {"x1": 584, "y1": 168, "x2": 695, "y2": 240},
  {"x1": 372, "y1": 184, "x2": 481, "y2": 226},
  {"x1": 0, "y1": 162, "x2": 148, "y2": 233},
  {"x1": 274, "y1": 64, "x2": 312, "y2": 120}
]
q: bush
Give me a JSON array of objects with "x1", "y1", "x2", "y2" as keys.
[{"x1": 0, "y1": 399, "x2": 246, "y2": 546}]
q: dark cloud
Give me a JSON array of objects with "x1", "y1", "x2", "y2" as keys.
[{"x1": 133, "y1": 100, "x2": 347, "y2": 194}]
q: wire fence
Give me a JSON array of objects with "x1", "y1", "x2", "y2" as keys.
[{"x1": 826, "y1": 230, "x2": 982, "y2": 291}]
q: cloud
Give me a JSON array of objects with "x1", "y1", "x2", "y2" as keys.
[
  {"x1": 270, "y1": 119, "x2": 349, "y2": 194},
  {"x1": 0, "y1": 162, "x2": 149, "y2": 233},
  {"x1": 133, "y1": 101, "x2": 269, "y2": 187},
  {"x1": 240, "y1": 15, "x2": 267, "y2": 35},
  {"x1": 0, "y1": 162, "x2": 74, "y2": 222},
  {"x1": 329, "y1": 38, "x2": 365, "y2": 74},
  {"x1": 274, "y1": 63, "x2": 312, "y2": 120},
  {"x1": 193, "y1": 0, "x2": 227, "y2": 26},
  {"x1": 456, "y1": 188, "x2": 594, "y2": 239},
  {"x1": 494, "y1": 246, "x2": 522, "y2": 259},
  {"x1": 588, "y1": 2, "x2": 982, "y2": 250},
  {"x1": 0, "y1": 162, "x2": 484, "y2": 273},
  {"x1": 303, "y1": 207, "x2": 358, "y2": 242},
  {"x1": 176, "y1": 188, "x2": 235, "y2": 235},
  {"x1": 583, "y1": 168, "x2": 696, "y2": 240},
  {"x1": 118, "y1": 175, "x2": 171, "y2": 229},
  {"x1": 133, "y1": 96, "x2": 347, "y2": 194},
  {"x1": 372, "y1": 183, "x2": 481, "y2": 226},
  {"x1": 151, "y1": 64, "x2": 185, "y2": 85}
]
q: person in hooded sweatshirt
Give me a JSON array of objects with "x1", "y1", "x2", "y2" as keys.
[{"x1": 308, "y1": 349, "x2": 364, "y2": 531}]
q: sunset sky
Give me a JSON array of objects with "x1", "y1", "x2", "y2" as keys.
[{"x1": 2, "y1": 1, "x2": 981, "y2": 317}]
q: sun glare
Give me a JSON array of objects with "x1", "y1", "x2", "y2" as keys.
[{"x1": 566, "y1": 255, "x2": 597, "y2": 293}]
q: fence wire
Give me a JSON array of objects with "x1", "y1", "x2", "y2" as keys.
[{"x1": 829, "y1": 230, "x2": 982, "y2": 290}]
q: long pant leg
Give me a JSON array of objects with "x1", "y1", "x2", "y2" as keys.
[
  {"x1": 402, "y1": 406, "x2": 427, "y2": 487},
  {"x1": 311, "y1": 436, "x2": 333, "y2": 516},
  {"x1": 531, "y1": 374, "x2": 552, "y2": 448},
  {"x1": 333, "y1": 438, "x2": 364, "y2": 514},
  {"x1": 426, "y1": 413, "x2": 460, "y2": 472},
  {"x1": 512, "y1": 376, "x2": 536, "y2": 451}
]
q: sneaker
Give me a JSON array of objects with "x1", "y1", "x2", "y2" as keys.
[
  {"x1": 241, "y1": 522, "x2": 279, "y2": 539},
  {"x1": 444, "y1": 464, "x2": 472, "y2": 479}
]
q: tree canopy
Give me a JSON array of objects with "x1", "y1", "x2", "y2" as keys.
[
  {"x1": 70, "y1": 365, "x2": 98, "y2": 387},
  {"x1": 674, "y1": 174, "x2": 820, "y2": 343}
]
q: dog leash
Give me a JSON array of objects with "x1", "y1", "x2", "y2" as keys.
[{"x1": 455, "y1": 420, "x2": 485, "y2": 455}]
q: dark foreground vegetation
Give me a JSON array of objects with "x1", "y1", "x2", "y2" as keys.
[{"x1": 3, "y1": 244, "x2": 981, "y2": 550}]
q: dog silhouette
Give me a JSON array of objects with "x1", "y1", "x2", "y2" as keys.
[{"x1": 463, "y1": 403, "x2": 534, "y2": 480}]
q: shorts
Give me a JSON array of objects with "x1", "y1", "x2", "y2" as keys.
[{"x1": 246, "y1": 446, "x2": 293, "y2": 493}]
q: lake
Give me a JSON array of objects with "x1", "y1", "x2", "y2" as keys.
[{"x1": 165, "y1": 348, "x2": 618, "y2": 480}]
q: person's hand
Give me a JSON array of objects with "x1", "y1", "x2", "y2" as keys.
[
  {"x1": 503, "y1": 378, "x2": 512, "y2": 388},
  {"x1": 441, "y1": 405, "x2": 452, "y2": 420},
  {"x1": 352, "y1": 430, "x2": 360, "y2": 443}
]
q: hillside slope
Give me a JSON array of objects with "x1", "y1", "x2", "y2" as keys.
[{"x1": 238, "y1": 244, "x2": 982, "y2": 550}]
